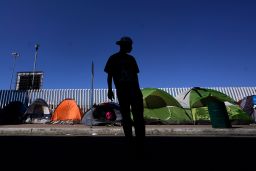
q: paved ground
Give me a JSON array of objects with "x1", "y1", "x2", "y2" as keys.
[
  {"x1": 0, "y1": 124, "x2": 256, "y2": 137},
  {"x1": 0, "y1": 124, "x2": 256, "y2": 170}
]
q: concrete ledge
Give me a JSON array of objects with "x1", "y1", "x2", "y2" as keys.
[
  {"x1": 0, "y1": 124, "x2": 256, "y2": 137},
  {"x1": 146, "y1": 126, "x2": 256, "y2": 137},
  {"x1": 0, "y1": 127, "x2": 123, "y2": 136}
]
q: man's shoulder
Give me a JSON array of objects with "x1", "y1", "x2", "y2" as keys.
[
  {"x1": 109, "y1": 52, "x2": 120, "y2": 58},
  {"x1": 107, "y1": 53, "x2": 120, "y2": 60},
  {"x1": 107, "y1": 53, "x2": 136, "y2": 65},
  {"x1": 110, "y1": 52, "x2": 134, "y2": 58}
]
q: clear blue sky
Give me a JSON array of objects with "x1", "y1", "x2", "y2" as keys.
[{"x1": 1, "y1": 0, "x2": 256, "y2": 89}]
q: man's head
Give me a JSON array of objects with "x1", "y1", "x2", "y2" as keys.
[{"x1": 116, "y1": 36, "x2": 133, "y2": 53}]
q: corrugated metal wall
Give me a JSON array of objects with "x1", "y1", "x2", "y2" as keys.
[
  {"x1": 0, "y1": 87, "x2": 255, "y2": 113},
  {"x1": 0, "y1": 89, "x2": 118, "y2": 113}
]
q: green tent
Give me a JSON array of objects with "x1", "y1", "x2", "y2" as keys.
[
  {"x1": 142, "y1": 88, "x2": 182, "y2": 108},
  {"x1": 144, "y1": 106, "x2": 193, "y2": 124},
  {"x1": 176, "y1": 87, "x2": 236, "y2": 108},
  {"x1": 226, "y1": 105, "x2": 252, "y2": 124},
  {"x1": 191, "y1": 104, "x2": 252, "y2": 124},
  {"x1": 142, "y1": 88, "x2": 193, "y2": 124},
  {"x1": 191, "y1": 107, "x2": 211, "y2": 124}
]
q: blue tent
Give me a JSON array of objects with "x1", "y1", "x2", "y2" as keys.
[{"x1": 0, "y1": 101, "x2": 27, "y2": 124}]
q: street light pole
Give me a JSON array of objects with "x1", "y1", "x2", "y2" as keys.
[
  {"x1": 31, "y1": 43, "x2": 39, "y2": 89},
  {"x1": 10, "y1": 52, "x2": 20, "y2": 90}
]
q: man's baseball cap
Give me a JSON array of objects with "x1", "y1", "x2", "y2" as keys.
[{"x1": 116, "y1": 36, "x2": 133, "y2": 45}]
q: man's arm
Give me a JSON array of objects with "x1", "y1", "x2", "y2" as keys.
[{"x1": 107, "y1": 74, "x2": 115, "y2": 101}]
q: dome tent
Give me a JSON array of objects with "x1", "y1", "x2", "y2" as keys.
[
  {"x1": 82, "y1": 102, "x2": 122, "y2": 126},
  {"x1": 51, "y1": 98, "x2": 82, "y2": 124},
  {"x1": 23, "y1": 98, "x2": 51, "y2": 124},
  {"x1": 176, "y1": 87, "x2": 236, "y2": 109},
  {"x1": 142, "y1": 88, "x2": 182, "y2": 108},
  {"x1": 0, "y1": 101, "x2": 27, "y2": 124},
  {"x1": 142, "y1": 88, "x2": 193, "y2": 124}
]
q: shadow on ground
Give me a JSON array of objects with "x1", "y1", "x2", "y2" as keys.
[{"x1": 0, "y1": 136, "x2": 255, "y2": 170}]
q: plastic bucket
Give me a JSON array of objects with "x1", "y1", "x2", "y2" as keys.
[{"x1": 207, "y1": 98, "x2": 231, "y2": 128}]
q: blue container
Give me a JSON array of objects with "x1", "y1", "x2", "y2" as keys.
[
  {"x1": 207, "y1": 98, "x2": 232, "y2": 128},
  {"x1": 252, "y1": 96, "x2": 256, "y2": 105}
]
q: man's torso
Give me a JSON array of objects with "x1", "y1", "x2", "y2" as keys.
[{"x1": 105, "y1": 52, "x2": 140, "y2": 90}]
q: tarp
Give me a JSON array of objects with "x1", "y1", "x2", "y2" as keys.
[
  {"x1": 238, "y1": 95, "x2": 256, "y2": 122},
  {"x1": 51, "y1": 99, "x2": 82, "y2": 124},
  {"x1": 142, "y1": 88, "x2": 192, "y2": 124},
  {"x1": 176, "y1": 87, "x2": 236, "y2": 108},
  {"x1": 253, "y1": 96, "x2": 256, "y2": 105},
  {"x1": 0, "y1": 101, "x2": 27, "y2": 124},
  {"x1": 81, "y1": 102, "x2": 122, "y2": 126},
  {"x1": 23, "y1": 98, "x2": 51, "y2": 124}
]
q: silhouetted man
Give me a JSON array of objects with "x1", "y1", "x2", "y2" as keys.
[{"x1": 104, "y1": 36, "x2": 145, "y2": 154}]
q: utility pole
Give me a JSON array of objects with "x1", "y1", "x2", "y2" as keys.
[
  {"x1": 90, "y1": 60, "x2": 94, "y2": 127},
  {"x1": 31, "y1": 43, "x2": 39, "y2": 89},
  {"x1": 90, "y1": 61, "x2": 94, "y2": 108},
  {"x1": 10, "y1": 52, "x2": 20, "y2": 90}
]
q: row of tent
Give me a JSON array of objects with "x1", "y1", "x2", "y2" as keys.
[
  {"x1": 0, "y1": 98, "x2": 122, "y2": 125},
  {"x1": 0, "y1": 87, "x2": 255, "y2": 125},
  {"x1": 143, "y1": 87, "x2": 254, "y2": 125}
]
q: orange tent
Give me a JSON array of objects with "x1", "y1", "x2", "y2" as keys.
[{"x1": 51, "y1": 99, "x2": 82, "y2": 122}]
